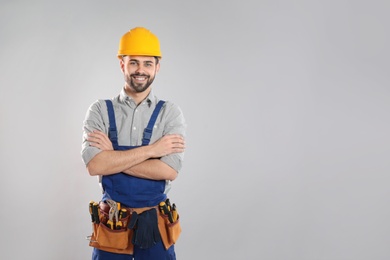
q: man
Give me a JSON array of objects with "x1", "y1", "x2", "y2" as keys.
[{"x1": 82, "y1": 27, "x2": 186, "y2": 260}]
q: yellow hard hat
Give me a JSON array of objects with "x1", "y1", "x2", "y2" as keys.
[{"x1": 117, "y1": 27, "x2": 162, "y2": 58}]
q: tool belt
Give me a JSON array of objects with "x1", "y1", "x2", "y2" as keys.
[{"x1": 87, "y1": 199, "x2": 181, "y2": 255}]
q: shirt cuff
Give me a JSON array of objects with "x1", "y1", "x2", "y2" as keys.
[
  {"x1": 160, "y1": 153, "x2": 183, "y2": 173},
  {"x1": 81, "y1": 146, "x2": 102, "y2": 166}
]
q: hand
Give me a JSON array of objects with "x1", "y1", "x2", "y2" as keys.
[
  {"x1": 150, "y1": 134, "x2": 185, "y2": 158},
  {"x1": 87, "y1": 130, "x2": 114, "y2": 151}
]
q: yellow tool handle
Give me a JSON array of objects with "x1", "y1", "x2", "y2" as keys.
[
  {"x1": 172, "y1": 203, "x2": 178, "y2": 222},
  {"x1": 115, "y1": 221, "x2": 123, "y2": 230},
  {"x1": 106, "y1": 220, "x2": 114, "y2": 229},
  {"x1": 159, "y1": 201, "x2": 174, "y2": 223}
]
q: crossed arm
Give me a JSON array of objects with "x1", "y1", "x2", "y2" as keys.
[{"x1": 86, "y1": 130, "x2": 185, "y2": 181}]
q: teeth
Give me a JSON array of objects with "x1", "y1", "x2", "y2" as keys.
[{"x1": 135, "y1": 76, "x2": 146, "y2": 80}]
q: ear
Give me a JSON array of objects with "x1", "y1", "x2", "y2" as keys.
[
  {"x1": 156, "y1": 62, "x2": 160, "y2": 73},
  {"x1": 119, "y1": 58, "x2": 125, "y2": 73}
]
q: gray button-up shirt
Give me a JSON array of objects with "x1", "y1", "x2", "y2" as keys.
[{"x1": 81, "y1": 88, "x2": 186, "y2": 175}]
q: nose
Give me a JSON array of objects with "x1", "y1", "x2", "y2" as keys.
[{"x1": 135, "y1": 64, "x2": 145, "y2": 74}]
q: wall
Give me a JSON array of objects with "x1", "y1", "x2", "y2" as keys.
[{"x1": 0, "y1": 0, "x2": 389, "y2": 259}]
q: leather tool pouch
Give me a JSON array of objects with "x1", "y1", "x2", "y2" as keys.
[
  {"x1": 158, "y1": 210, "x2": 182, "y2": 250},
  {"x1": 88, "y1": 201, "x2": 182, "y2": 253},
  {"x1": 88, "y1": 202, "x2": 134, "y2": 254}
]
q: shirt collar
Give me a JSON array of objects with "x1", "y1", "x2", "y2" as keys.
[{"x1": 119, "y1": 87, "x2": 156, "y2": 107}]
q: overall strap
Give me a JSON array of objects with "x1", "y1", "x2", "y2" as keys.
[
  {"x1": 105, "y1": 100, "x2": 119, "y2": 148},
  {"x1": 142, "y1": 100, "x2": 165, "y2": 146}
]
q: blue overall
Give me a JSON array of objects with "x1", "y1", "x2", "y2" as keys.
[{"x1": 92, "y1": 100, "x2": 176, "y2": 260}]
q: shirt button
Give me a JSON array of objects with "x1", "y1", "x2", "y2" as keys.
[{"x1": 133, "y1": 126, "x2": 136, "y2": 130}]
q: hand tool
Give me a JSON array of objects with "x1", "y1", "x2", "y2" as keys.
[
  {"x1": 165, "y1": 198, "x2": 171, "y2": 211},
  {"x1": 107, "y1": 207, "x2": 115, "y2": 229},
  {"x1": 120, "y1": 208, "x2": 128, "y2": 218},
  {"x1": 159, "y1": 201, "x2": 174, "y2": 223},
  {"x1": 171, "y1": 203, "x2": 178, "y2": 222},
  {"x1": 92, "y1": 202, "x2": 100, "y2": 224},
  {"x1": 116, "y1": 208, "x2": 127, "y2": 230},
  {"x1": 158, "y1": 201, "x2": 166, "y2": 214},
  {"x1": 106, "y1": 200, "x2": 117, "y2": 229},
  {"x1": 115, "y1": 220, "x2": 123, "y2": 230},
  {"x1": 89, "y1": 201, "x2": 95, "y2": 222},
  {"x1": 119, "y1": 208, "x2": 128, "y2": 228},
  {"x1": 115, "y1": 207, "x2": 119, "y2": 228}
]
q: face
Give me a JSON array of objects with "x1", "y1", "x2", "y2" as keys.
[{"x1": 121, "y1": 56, "x2": 160, "y2": 94}]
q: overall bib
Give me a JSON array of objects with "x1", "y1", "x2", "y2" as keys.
[{"x1": 92, "y1": 100, "x2": 176, "y2": 260}]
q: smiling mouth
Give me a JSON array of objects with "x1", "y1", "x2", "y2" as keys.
[{"x1": 132, "y1": 75, "x2": 148, "y2": 81}]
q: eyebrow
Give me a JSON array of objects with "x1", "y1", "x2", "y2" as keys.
[{"x1": 129, "y1": 59, "x2": 154, "y2": 64}]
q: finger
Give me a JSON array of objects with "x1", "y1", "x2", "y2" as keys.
[
  {"x1": 173, "y1": 147, "x2": 185, "y2": 153},
  {"x1": 89, "y1": 135, "x2": 108, "y2": 145},
  {"x1": 89, "y1": 141, "x2": 112, "y2": 150},
  {"x1": 172, "y1": 141, "x2": 185, "y2": 148},
  {"x1": 95, "y1": 133, "x2": 112, "y2": 145},
  {"x1": 165, "y1": 136, "x2": 184, "y2": 143},
  {"x1": 89, "y1": 131, "x2": 108, "y2": 140},
  {"x1": 89, "y1": 141, "x2": 100, "y2": 147},
  {"x1": 87, "y1": 133, "x2": 101, "y2": 141},
  {"x1": 87, "y1": 135, "x2": 109, "y2": 145},
  {"x1": 87, "y1": 136, "x2": 101, "y2": 143},
  {"x1": 172, "y1": 139, "x2": 185, "y2": 146},
  {"x1": 92, "y1": 130, "x2": 109, "y2": 136},
  {"x1": 173, "y1": 138, "x2": 185, "y2": 144},
  {"x1": 165, "y1": 134, "x2": 184, "y2": 140},
  {"x1": 88, "y1": 137, "x2": 108, "y2": 149},
  {"x1": 88, "y1": 132, "x2": 109, "y2": 141}
]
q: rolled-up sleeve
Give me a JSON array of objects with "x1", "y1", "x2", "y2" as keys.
[
  {"x1": 81, "y1": 100, "x2": 107, "y2": 166},
  {"x1": 160, "y1": 102, "x2": 186, "y2": 173}
]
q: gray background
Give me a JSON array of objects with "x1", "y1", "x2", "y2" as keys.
[{"x1": 1, "y1": 0, "x2": 389, "y2": 259}]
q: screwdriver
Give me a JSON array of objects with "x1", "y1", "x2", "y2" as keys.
[
  {"x1": 116, "y1": 208, "x2": 127, "y2": 230},
  {"x1": 89, "y1": 201, "x2": 95, "y2": 223},
  {"x1": 120, "y1": 208, "x2": 128, "y2": 218},
  {"x1": 159, "y1": 201, "x2": 166, "y2": 214},
  {"x1": 92, "y1": 202, "x2": 100, "y2": 224},
  {"x1": 159, "y1": 202, "x2": 174, "y2": 223},
  {"x1": 171, "y1": 203, "x2": 178, "y2": 222},
  {"x1": 120, "y1": 208, "x2": 129, "y2": 228},
  {"x1": 165, "y1": 198, "x2": 171, "y2": 211}
]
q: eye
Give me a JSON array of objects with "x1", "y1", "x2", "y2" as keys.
[
  {"x1": 129, "y1": 61, "x2": 138, "y2": 66},
  {"x1": 145, "y1": 63, "x2": 153, "y2": 67}
]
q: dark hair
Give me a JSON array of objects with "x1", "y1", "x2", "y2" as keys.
[{"x1": 121, "y1": 55, "x2": 160, "y2": 65}]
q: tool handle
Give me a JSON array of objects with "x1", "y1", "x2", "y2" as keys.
[
  {"x1": 120, "y1": 209, "x2": 128, "y2": 218},
  {"x1": 106, "y1": 220, "x2": 114, "y2": 229},
  {"x1": 172, "y1": 203, "x2": 178, "y2": 222},
  {"x1": 159, "y1": 202, "x2": 174, "y2": 223},
  {"x1": 165, "y1": 199, "x2": 171, "y2": 211},
  {"x1": 115, "y1": 221, "x2": 123, "y2": 230},
  {"x1": 89, "y1": 201, "x2": 95, "y2": 222},
  {"x1": 92, "y1": 202, "x2": 100, "y2": 224}
]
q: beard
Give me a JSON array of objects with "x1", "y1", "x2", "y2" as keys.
[{"x1": 125, "y1": 73, "x2": 156, "y2": 93}]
